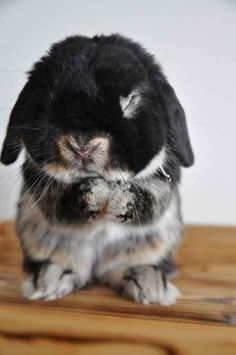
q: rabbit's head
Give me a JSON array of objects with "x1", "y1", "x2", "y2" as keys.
[{"x1": 1, "y1": 34, "x2": 194, "y2": 183}]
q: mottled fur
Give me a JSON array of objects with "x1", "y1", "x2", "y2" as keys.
[{"x1": 1, "y1": 34, "x2": 193, "y2": 304}]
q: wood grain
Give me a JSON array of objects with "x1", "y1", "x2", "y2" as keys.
[{"x1": 0, "y1": 222, "x2": 236, "y2": 354}]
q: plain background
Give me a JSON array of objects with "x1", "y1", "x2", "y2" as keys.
[{"x1": 0, "y1": 0, "x2": 235, "y2": 224}]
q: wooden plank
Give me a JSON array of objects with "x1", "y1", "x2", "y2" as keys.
[
  {"x1": 0, "y1": 222, "x2": 236, "y2": 354},
  {"x1": 0, "y1": 223, "x2": 236, "y2": 325},
  {"x1": 1, "y1": 304, "x2": 236, "y2": 355}
]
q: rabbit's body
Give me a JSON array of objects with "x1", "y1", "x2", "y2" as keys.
[
  {"x1": 1, "y1": 34, "x2": 193, "y2": 304},
  {"x1": 18, "y1": 162, "x2": 181, "y2": 303}
]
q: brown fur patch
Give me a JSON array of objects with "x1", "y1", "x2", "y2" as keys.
[
  {"x1": 58, "y1": 134, "x2": 77, "y2": 162},
  {"x1": 89, "y1": 137, "x2": 109, "y2": 169}
]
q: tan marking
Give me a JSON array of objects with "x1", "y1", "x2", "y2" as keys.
[
  {"x1": 43, "y1": 163, "x2": 69, "y2": 179},
  {"x1": 58, "y1": 134, "x2": 78, "y2": 162},
  {"x1": 89, "y1": 137, "x2": 110, "y2": 169},
  {"x1": 103, "y1": 168, "x2": 131, "y2": 182},
  {"x1": 22, "y1": 236, "x2": 52, "y2": 260}
]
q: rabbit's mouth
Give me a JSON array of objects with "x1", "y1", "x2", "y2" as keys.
[
  {"x1": 41, "y1": 161, "x2": 100, "y2": 184},
  {"x1": 57, "y1": 134, "x2": 110, "y2": 173}
]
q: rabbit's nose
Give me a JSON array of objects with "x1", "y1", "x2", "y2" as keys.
[{"x1": 76, "y1": 147, "x2": 92, "y2": 159}]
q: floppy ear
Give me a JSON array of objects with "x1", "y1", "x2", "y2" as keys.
[
  {"x1": 1, "y1": 81, "x2": 33, "y2": 165},
  {"x1": 160, "y1": 81, "x2": 194, "y2": 167}
]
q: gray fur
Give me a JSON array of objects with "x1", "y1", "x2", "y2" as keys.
[{"x1": 17, "y1": 172, "x2": 182, "y2": 304}]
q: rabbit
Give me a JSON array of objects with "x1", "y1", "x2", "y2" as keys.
[{"x1": 1, "y1": 34, "x2": 194, "y2": 304}]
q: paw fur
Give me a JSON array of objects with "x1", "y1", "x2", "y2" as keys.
[
  {"x1": 117, "y1": 265, "x2": 180, "y2": 305},
  {"x1": 21, "y1": 264, "x2": 76, "y2": 301},
  {"x1": 82, "y1": 178, "x2": 110, "y2": 212}
]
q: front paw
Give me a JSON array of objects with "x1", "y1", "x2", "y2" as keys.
[
  {"x1": 81, "y1": 177, "x2": 110, "y2": 212},
  {"x1": 117, "y1": 265, "x2": 180, "y2": 305},
  {"x1": 106, "y1": 181, "x2": 134, "y2": 222},
  {"x1": 22, "y1": 263, "x2": 76, "y2": 301}
]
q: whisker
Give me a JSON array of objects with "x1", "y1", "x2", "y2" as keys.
[
  {"x1": 186, "y1": 119, "x2": 217, "y2": 131},
  {"x1": 23, "y1": 175, "x2": 54, "y2": 216},
  {"x1": 18, "y1": 173, "x2": 50, "y2": 217},
  {"x1": 119, "y1": 170, "x2": 152, "y2": 251},
  {"x1": 0, "y1": 70, "x2": 25, "y2": 74},
  {"x1": 0, "y1": 166, "x2": 22, "y2": 179},
  {"x1": 0, "y1": 46, "x2": 32, "y2": 62},
  {"x1": 0, "y1": 174, "x2": 22, "y2": 224}
]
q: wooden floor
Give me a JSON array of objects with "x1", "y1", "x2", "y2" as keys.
[{"x1": 0, "y1": 223, "x2": 236, "y2": 355}]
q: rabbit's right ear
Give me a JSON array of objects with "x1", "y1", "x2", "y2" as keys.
[
  {"x1": 158, "y1": 80, "x2": 194, "y2": 167},
  {"x1": 1, "y1": 81, "x2": 33, "y2": 165}
]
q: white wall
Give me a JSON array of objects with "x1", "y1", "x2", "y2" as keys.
[{"x1": 0, "y1": 0, "x2": 235, "y2": 224}]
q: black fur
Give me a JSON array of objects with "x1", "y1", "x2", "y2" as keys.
[
  {"x1": 1, "y1": 33, "x2": 193, "y2": 173},
  {"x1": 23, "y1": 255, "x2": 50, "y2": 286}
]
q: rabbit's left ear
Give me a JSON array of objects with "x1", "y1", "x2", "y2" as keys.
[
  {"x1": 159, "y1": 81, "x2": 194, "y2": 167},
  {"x1": 1, "y1": 81, "x2": 33, "y2": 165}
]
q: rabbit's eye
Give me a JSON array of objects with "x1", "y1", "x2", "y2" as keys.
[{"x1": 120, "y1": 88, "x2": 142, "y2": 119}]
